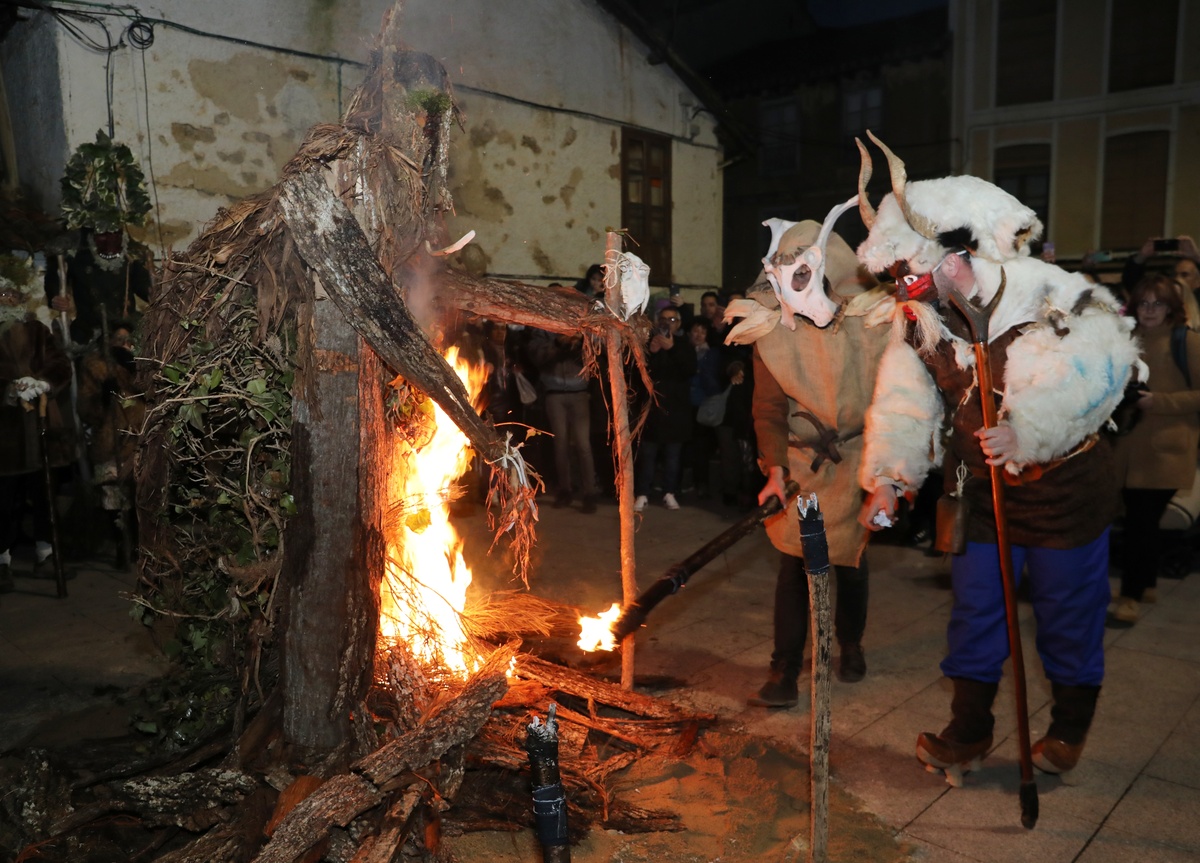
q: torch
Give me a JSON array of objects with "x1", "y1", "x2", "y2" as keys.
[
  {"x1": 524, "y1": 703, "x2": 570, "y2": 863},
  {"x1": 593, "y1": 481, "x2": 800, "y2": 645}
]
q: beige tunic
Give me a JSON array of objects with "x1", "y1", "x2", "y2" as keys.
[{"x1": 753, "y1": 311, "x2": 889, "y2": 566}]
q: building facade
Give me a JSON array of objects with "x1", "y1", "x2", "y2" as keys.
[
  {"x1": 950, "y1": 0, "x2": 1200, "y2": 263},
  {"x1": 718, "y1": 9, "x2": 952, "y2": 288},
  {"x1": 0, "y1": 0, "x2": 724, "y2": 289}
]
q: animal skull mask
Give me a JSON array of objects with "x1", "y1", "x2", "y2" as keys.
[
  {"x1": 762, "y1": 195, "x2": 859, "y2": 329},
  {"x1": 608, "y1": 250, "x2": 650, "y2": 321},
  {"x1": 854, "y1": 130, "x2": 1042, "y2": 278}
]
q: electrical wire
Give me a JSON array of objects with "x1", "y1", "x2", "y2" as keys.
[{"x1": 139, "y1": 32, "x2": 164, "y2": 258}]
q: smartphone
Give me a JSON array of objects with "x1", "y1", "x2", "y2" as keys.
[
  {"x1": 670, "y1": 286, "x2": 682, "y2": 300},
  {"x1": 1154, "y1": 238, "x2": 1181, "y2": 253}
]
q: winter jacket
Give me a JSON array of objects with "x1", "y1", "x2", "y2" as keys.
[{"x1": 1114, "y1": 324, "x2": 1200, "y2": 490}]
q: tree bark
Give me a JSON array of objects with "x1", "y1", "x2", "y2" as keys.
[
  {"x1": 278, "y1": 169, "x2": 506, "y2": 468},
  {"x1": 278, "y1": 295, "x2": 374, "y2": 755}
]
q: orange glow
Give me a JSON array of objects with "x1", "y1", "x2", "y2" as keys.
[
  {"x1": 577, "y1": 602, "x2": 622, "y2": 652},
  {"x1": 379, "y1": 347, "x2": 489, "y2": 677}
]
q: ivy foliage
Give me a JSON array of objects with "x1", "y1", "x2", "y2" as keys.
[
  {"x1": 133, "y1": 287, "x2": 294, "y2": 748},
  {"x1": 60, "y1": 129, "x2": 152, "y2": 233}
]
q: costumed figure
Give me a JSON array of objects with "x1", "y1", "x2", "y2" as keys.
[
  {"x1": 46, "y1": 130, "x2": 154, "y2": 347},
  {"x1": 725, "y1": 197, "x2": 891, "y2": 707},
  {"x1": 853, "y1": 133, "x2": 1144, "y2": 781},
  {"x1": 0, "y1": 251, "x2": 75, "y2": 587},
  {"x1": 77, "y1": 321, "x2": 145, "y2": 568}
]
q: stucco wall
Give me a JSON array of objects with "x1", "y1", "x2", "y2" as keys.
[
  {"x1": 1, "y1": 11, "x2": 66, "y2": 215},
  {"x1": 4, "y1": 0, "x2": 721, "y2": 286}
]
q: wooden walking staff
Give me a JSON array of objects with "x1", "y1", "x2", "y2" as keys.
[
  {"x1": 948, "y1": 287, "x2": 1039, "y2": 830},
  {"x1": 30, "y1": 394, "x2": 68, "y2": 598},
  {"x1": 796, "y1": 493, "x2": 832, "y2": 863},
  {"x1": 603, "y1": 230, "x2": 639, "y2": 690}
]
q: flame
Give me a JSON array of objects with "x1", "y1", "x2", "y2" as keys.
[
  {"x1": 379, "y1": 346, "x2": 489, "y2": 677},
  {"x1": 577, "y1": 602, "x2": 622, "y2": 652}
]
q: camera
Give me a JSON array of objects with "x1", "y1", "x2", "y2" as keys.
[{"x1": 1154, "y1": 238, "x2": 1181, "y2": 253}]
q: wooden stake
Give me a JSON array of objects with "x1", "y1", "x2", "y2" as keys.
[
  {"x1": 603, "y1": 232, "x2": 638, "y2": 690},
  {"x1": 798, "y1": 494, "x2": 831, "y2": 863}
]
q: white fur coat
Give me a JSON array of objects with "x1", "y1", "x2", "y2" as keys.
[{"x1": 859, "y1": 258, "x2": 1145, "y2": 494}]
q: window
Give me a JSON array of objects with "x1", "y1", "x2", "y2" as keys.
[
  {"x1": 995, "y1": 0, "x2": 1057, "y2": 106},
  {"x1": 621, "y1": 127, "x2": 671, "y2": 282},
  {"x1": 759, "y1": 98, "x2": 800, "y2": 176},
  {"x1": 994, "y1": 144, "x2": 1051, "y2": 233},
  {"x1": 1100, "y1": 131, "x2": 1170, "y2": 250},
  {"x1": 1108, "y1": 0, "x2": 1178, "y2": 92},
  {"x1": 843, "y1": 86, "x2": 882, "y2": 139}
]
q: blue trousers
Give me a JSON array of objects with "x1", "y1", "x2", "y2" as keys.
[{"x1": 941, "y1": 529, "x2": 1110, "y2": 687}]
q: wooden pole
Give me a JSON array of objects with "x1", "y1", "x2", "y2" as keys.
[
  {"x1": 798, "y1": 494, "x2": 831, "y2": 863},
  {"x1": 604, "y1": 232, "x2": 638, "y2": 690}
]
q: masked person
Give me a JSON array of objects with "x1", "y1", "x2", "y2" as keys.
[
  {"x1": 0, "y1": 252, "x2": 75, "y2": 586},
  {"x1": 725, "y1": 200, "x2": 890, "y2": 707},
  {"x1": 853, "y1": 135, "x2": 1143, "y2": 782}
]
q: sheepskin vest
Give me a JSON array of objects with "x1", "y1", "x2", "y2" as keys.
[{"x1": 912, "y1": 310, "x2": 1117, "y2": 549}]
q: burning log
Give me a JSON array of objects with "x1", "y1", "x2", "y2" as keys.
[
  {"x1": 277, "y1": 169, "x2": 506, "y2": 470},
  {"x1": 252, "y1": 646, "x2": 512, "y2": 863}
]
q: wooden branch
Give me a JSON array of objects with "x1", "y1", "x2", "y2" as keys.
[
  {"x1": 517, "y1": 656, "x2": 713, "y2": 723},
  {"x1": 434, "y1": 268, "x2": 596, "y2": 334},
  {"x1": 277, "y1": 168, "x2": 505, "y2": 465},
  {"x1": 251, "y1": 773, "x2": 383, "y2": 863},
  {"x1": 252, "y1": 651, "x2": 511, "y2": 863},
  {"x1": 354, "y1": 661, "x2": 510, "y2": 786},
  {"x1": 153, "y1": 788, "x2": 276, "y2": 863},
  {"x1": 349, "y1": 787, "x2": 421, "y2": 863}
]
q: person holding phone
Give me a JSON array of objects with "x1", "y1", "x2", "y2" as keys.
[{"x1": 1122, "y1": 235, "x2": 1200, "y2": 308}]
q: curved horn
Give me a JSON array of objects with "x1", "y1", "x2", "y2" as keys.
[
  {"x1": 866, "y1": 129, "x2": 939, "y2": 240},
  {"x1": 855, "y1": 137, "x2": 876, "y2": 229}
]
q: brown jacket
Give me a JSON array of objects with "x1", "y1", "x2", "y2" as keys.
[
  {"x1": 78, "y1": 346, "x2": 145, "y2": 479},
  {"x1": 1114, "y1": 324, "x2": 1200, "y2": 491}
]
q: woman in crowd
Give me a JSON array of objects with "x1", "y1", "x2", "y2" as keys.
[{"x1": 1109, "y1": 273, "x2": 1200, "y2": 627}]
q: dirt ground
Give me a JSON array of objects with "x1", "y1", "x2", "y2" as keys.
[{"x1": 448, "y1": 727, "x2": 916, "y2": 863}]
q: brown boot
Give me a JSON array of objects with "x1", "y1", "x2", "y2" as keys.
[
  {"x1": 917, "y1": 677, "x2": 998, "y2": 787},
  {"x1": 916, "y1": 732, "x2": 993, "y2": 787},
  {"x1": 1033, "y1": 683, "x2": 1099, "y2": 783},
  {"x1": 1032, "y1": 738, "x2": 1084, "y2": 777}
]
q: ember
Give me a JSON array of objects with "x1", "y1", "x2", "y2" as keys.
[
  {"x1": 577, "y1": 602, "x2": 622, "y2": 652},
  {"x1": 379, "y1": 346, "x2": 489, "y2": 676}
]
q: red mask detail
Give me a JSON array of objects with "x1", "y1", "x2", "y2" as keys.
[{"x1": 898, "y1": 271, "x2": 937, "y2": 303}]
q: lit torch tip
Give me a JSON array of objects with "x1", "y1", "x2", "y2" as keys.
[{"x1": 577, "y1": 602, "x2": 623, "y2": 652}]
